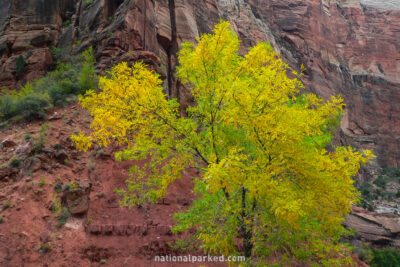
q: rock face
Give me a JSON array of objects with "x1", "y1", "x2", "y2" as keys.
[
  {"x1": 345, "y1": 206, "x2": 400, "y2": 247},
  {"x1": 62, "y1": 180, "x2": 92, "y2": 215},
  {"x1": 0, "y1": 0, "x2": 399, "y2": 174}
]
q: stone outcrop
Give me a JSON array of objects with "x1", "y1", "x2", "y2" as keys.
[
  {"x1": 0, "y1": 0, "x2": 399, "y2": 175},
  {"x1": 61, "y1": 180, "x2": 92, "y2": 215},
  {"x1": 345, "y1": 206, "x2": 400, "y2": 247}
]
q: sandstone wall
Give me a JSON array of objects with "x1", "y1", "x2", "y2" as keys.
[{"x1": 0, "y1": 0, "x2": 399, "y2": 173}]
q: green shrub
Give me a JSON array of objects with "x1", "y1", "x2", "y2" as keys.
[
  {"x1": 370, "y1": 248, "x2": 400, "y2": 267},
  {"x1": 39, "y1": 242, "x2": 51, "y2": 253},
  {"x1": 0, "y1": 47, "x2": 97, "y2": 124},
  {"x1": 16, "y1": 55, "x2": 26, "y2": 76},
  {"x1": 14, "y1": 93, "x2": 51, "y2": 121},
  {"x1": 39, "y1": 177, "x2": 46, "y2": 187},
  {"x1": 22, "y1": 133, "x2": 32, "y2": 140},
  {"x1": 0, "y1": 94, "x2": 16, "y2": 120},
  {"x1": 9, "y1": 157, "x2": 21, "y2": 168},
  {"x1": 2, "y1": 201, "x2": 11, "y2": 211},
  {"x1": 32, "y1": 123, "x2": 48, "y2": 154},
  {"x1": 57, "y1": 208, "x2": 70, "y2": 227}
]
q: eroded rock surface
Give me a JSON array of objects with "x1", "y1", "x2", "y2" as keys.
[
  {"x1": 0, "y1": 0, "x2": 399, "y2": 172},
  {"x1": 346, "y1": 206, "x2": 400, "y2": 247}
]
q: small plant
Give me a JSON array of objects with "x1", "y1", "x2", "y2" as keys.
[
  {"x1": 39, "y1": 242, "x2": 51, "y2": 253},
  {"x1": 57, "y1": 208, "x2": 70, "y2": 227},
  {"x1": 69, "y1": 181, "x2": 79, "y2": 192},
  {"x1": 22, "y1": 133, "x2": 32, "y2": 140},
  {"x1": 2, "y1": 201, "x2": 11, "y2": 211},
  {"x1": 39, "y1": 177, "x2": 46, "y2": 187},
  {"x1": 51, "y1": 196, "x2": 62, "y2": 214},
  {"x1": 33, "y1": 123, "x2": 48, "y2": 153},
  {"x1": 63, "y1": 19, "x2": 71, "y2": 26},
  {"x1": 54, "y1": 183, "x2": 63, "y2": 193},
  {"x1": 16, "y1": 55, "x2": 26, "y2": 76},
  {"x1": 9, "y1": 158, "x2": 21, "y2": 168},
  {"x1": 370, "y1": 248, "x2": 400, "y2": 267},
  {"x1": 86, "y1": 217, "x2": 94, "y2": 224},
  {"x1": 100, "y1": 259, "x2": 106, "y2": 264},
  {"x1": 0, "y1": 215, "x2": 3, "y2": 223},
  {"x1": 53, "y1": 143, "x2": 62, "y2": 150}
]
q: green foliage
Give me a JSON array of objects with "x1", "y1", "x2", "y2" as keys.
[
  {"x1": 22, "y1": 133, "x2": 32, "y2": 140},
  {"x1": 32, "y1": 123, "x2": 48, "y2": 154},
  {"x1": 9, "y1": 157, "x2": 21, "y2": 168},
  {"x1": 39, "y1": 242, "x2": 51, "y2": 253},
  {"x1": 0, "y1": 215, "x2": 3, "y2": 224},
  {"x1": 2, "y1": 201, "x2": 11, "y2": 211},
  {"x1": 54, "y1": 183, "x2": 63, "y2": 193},
  {"x1": 16, "y1": 55, "x2": 26, "y2": 76},
  {"x1": 57, "y1": 208, "x2": 70, "y2": 227},
  {"x1": 357, "y1": 167, "x2": 400, "y2": 208},
  {"x1": 0, "y1": 47, "x2": 97, "y2": 124},
  {"x1": 85, "y1": 0, "x2": 94, "y2": 4},
  {"x1": 74, "y1": 21, "x2": 373, "y2": 265},
  {"x1": 370, "y1": 248, "x2": 400, "y2": 267},
  {"x1": 39, "y1": 177, "x2": 46, "y2": 187}
]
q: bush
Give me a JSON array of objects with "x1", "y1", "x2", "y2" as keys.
[
  {"x1": 32, "y1": 123, "x2": 48, "y2": 154},
  {"x1": 16, "y1": 55, "x2": 26, "y2": 76},
  {"x1": 14, "y1": 93, "x2": 51, "y2": 121},
  {"x1": 57, "y1": 208, "x2": 70, "y2": 227},
  {"x1": 0, "y1": 47, "x2": 97, "y2": 124},
  {"x1": 370, "y1": 248, "x2": 400, "y2": 267},
  {"x1": 9, "y1": 158, "x2": 21, "y2": 168}
]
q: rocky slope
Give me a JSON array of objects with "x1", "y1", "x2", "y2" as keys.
[
  {"x1": 0, "y1": 104, "x2": 227, "y2": 266},
  {"x1": 0, "y1": 105, "x2": 374, "y2": 266},
  {"x1": 1, "y1": 0, "x2": 399, "y2": 177}
]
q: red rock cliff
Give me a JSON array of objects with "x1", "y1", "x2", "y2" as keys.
[{"x1": 1, "y1": 0, "x2": 399, "y2": 171}]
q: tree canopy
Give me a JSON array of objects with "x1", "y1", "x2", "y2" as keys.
[{"x1": 72, "y1": 21, "x2": 373, "y2": 265}]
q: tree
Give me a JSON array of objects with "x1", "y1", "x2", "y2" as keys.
[
  {"x1": 16, "y1": 55, "x2": 26, "y2": 76},
  {"x1": 72, "y1": 21, "x2": 373, "y2": 265}
]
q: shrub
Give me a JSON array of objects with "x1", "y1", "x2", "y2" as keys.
[
  {"x1": 14, "y1": 93, "x2": 51, "y2": 121},
  {"x1": 54, "y1": 183, "x2": 63, "y2": 193},
  {"x1": 39, "y1": 242, "x2": 51, "y2": 253},
  {"x1": 57, "y1": 208, "x2": 70, "y2": 227},
  {"x1": 0, "y1": 94, "x2": 16, "y2": 120},
  {"x1": 16, "y1": 55, "x2": 26, "y2": 76},
  {"x1": 370, "y1": 248, "x2": 400, "y2": 267},
  {"x1": 22, "y1": 133, "x2": 32, "y2": 140},
  {"x1": 2, "y1": 201, "x2": 11, "y2": 211},
  {"x1": 9, "y1": 157, "x2": 21, "y2": 168},
  {"x1": 32, "y1": 123, "x2": 48, "y2": 154},
  {"x1": 39, "y1": 178, "x2": 46, "y2": 187},
  {"x1": 0, "y1": 47, "x2": 97, "y2": 124}
]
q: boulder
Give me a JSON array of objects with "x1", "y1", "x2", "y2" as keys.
[
  {"x1": 345, "y1": 206, "x2": 400, "y2": 247},
  {"x1": 61, "y1": 180, "x2": 92, "y2": 215},
  {"x1": 14, "y1": 139, "x2": 33, "y2": 161},
  {"x1": 1, "y1": 138, "x2": 17, "y2": 149},
  {"x1": 54, "y1": 149, "x2": 69, "y2": 164}
]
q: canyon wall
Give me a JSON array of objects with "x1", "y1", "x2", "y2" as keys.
[{"x1": 0, "y1": 0, "x2": 399, "y2": 172}]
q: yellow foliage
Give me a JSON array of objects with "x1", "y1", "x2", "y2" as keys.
[{"x1": 73, "y1": 21, "x2": 374, "y2": 266}]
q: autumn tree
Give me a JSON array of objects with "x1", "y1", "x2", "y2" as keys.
[{"x1": 72, "y1": 21, "x2": 373, "y2": 265}]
